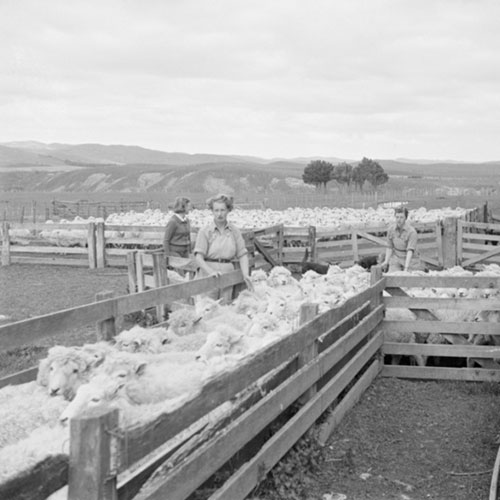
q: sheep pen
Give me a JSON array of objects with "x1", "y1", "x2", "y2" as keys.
[{"x1": 2, "y1": 263, "x2": 500, "y2": 499}]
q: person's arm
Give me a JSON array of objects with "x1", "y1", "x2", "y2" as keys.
[
  {"x1": 163, "y1": 219, "x2": 176, "y2": 254},
  {"x1": 404, "y1": 228, "x2": 418, "y2": 271},
  {"x1": 404, "y1": 250, "x2": 414, "y2": 272},
  {"x1": 238, "y1": 253, "x2": 254, "y2": 291},
  {"x1": 381, "y1": 229, "x2": 394, "y2": 271},
  {"x1": 194, "y1": 252, "x2": 220, "y2": 276}
]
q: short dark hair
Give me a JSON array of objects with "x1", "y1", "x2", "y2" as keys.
[
  {"x1": 207, "y1": 193, "x2": 234, "y2": 211},
  {"x1": 394, "y1": 206, "x2": 409, "y2": 218},
  {"x1": 173, "y1": 197, "x2": 191, "y2": 214}
]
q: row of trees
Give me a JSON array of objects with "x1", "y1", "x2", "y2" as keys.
[{"x1": 302, "y1": 157, "x2": 389, "y2": 192}]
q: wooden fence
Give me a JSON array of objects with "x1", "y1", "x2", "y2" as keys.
[
  {"x1": 381, "y1": 272, "x2": 500, "y2": 380},
  {"x1": 0, "y1": 269, "x2": 384, "y2": 500}
]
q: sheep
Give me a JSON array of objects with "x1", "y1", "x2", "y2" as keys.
[
  {"x1": 195, "y1": 325, "x2": 263, "y2": 365},
  {"x1": 0, "y1": 382, "x2": 68, "y2": 449},
  {"x1": 267, "y1": 266, "x2": 303, "y2": 300},
  {"x1": 232, "y1": 289, "x2": 269, "y2": 318},
  {"x1": 114, "y1": 324, "x2": 173, "y2": 353},
  {"x1": 383, "y1": 307, "x2": 426, "y2": 366},
  {"x1": 36, "y1": 343, "x2": 113, "y2": 400},
  {"x1": 60, "y1": 355, "x2": 206, "y2": 425}
]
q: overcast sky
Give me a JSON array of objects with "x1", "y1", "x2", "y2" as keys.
[{"x1": 2, "y1": 0, "x2": 499, "y2": 161}]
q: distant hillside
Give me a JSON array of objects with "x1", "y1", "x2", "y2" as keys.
[{"x1": 0, "y1": 141, "x2": 498, "y2": 195}]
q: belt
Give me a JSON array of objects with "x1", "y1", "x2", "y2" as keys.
[{"x1": 205, "y1": 258, "x2": 233, "y2": 263}]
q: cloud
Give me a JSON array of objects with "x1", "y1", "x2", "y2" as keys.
[{"x1": 1, "y1": 0, "x2": 499, "y2": 160}]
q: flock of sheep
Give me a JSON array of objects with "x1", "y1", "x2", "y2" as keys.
[{"x1": 9, "y1": 205, "x2": 472, "y2": 248}]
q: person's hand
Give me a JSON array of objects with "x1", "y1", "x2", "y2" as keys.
[
  {"x1": 243, "y1": 276, "x2": 254, "y2": 292},
  {"x1": 381, "y1": 262, "x2": 389, "y2": 272}
]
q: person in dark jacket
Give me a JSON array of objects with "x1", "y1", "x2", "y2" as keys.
[{"x1": 163, "y1": 197, "x2": 192, "y2": 258}]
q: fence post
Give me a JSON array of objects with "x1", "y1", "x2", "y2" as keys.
[
  {"x1": 136, "y1": 252, "x2": 145, "y2": 293},
  {"x1": 1, "y1": 222, "x2": 11, "y2": 266},
  {"x1": 352, "y1": 228, "x2": 359, "y2": 262},
  {"x1": 95, "y1": 291, "x2": 116, "y2": 341},
  {"x1": 298, "y1": 303, "x2": 319, "y2": 404},
  {"x1": 370, "y1": 265, "x2": 383, "y2": 308},
  {"x1": 277, "y1": 224, "x2": 284, "y2": 265},
  {"x1": 68, "y1": 407, "x2": 119, "y2": 500},
  {"x1": 31, "y1": 200, "x2": 37, "y2": 223},
  {"x1": 96, "y1": 222, "x2": 106, "y2": 268},
  {"x1": 88, "y1": 222, "x2": 97, "y2": 269},
  {"x1": 308, "y1": 225, "x2": 317, "y2": 261},
  {"x1": 127, "y1": 250, "x2": 138, "y2": 293},
  {"x1": 152, "y1": 251, "x2": 167, "y2": 321},
  {"x1": 441, "y1": 216, "x2": 458, "y2": 268}
]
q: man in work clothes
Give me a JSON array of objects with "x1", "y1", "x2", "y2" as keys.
[{"x1": 381, "y1": 207, "x2": 420, "y2": 272}]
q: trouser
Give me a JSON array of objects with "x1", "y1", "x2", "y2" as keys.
[
  {"x1": 196, "y1": 261, "x2": 235, "y2": 304},
  {"x1": 388, "y1": 254, "x2": 423, "y2": 273}
]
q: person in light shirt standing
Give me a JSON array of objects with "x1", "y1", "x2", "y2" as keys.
[
  {"x1": 193, "y1": 193, "x2": 253, "y2": 304},
  {"x1": 163, "y1": 197, "x2": 192, "y2": 258},
  {"x1": 381, "y1": 207, "x2": 420, "y2": 272}
]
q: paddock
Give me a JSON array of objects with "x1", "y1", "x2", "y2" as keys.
[{"x1": 1, "y1": 263, "x2": 500, "y2": 500}]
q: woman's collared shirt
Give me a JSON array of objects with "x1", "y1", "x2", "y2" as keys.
[
  {"x1": 387, "y1": 221, "x2": 417, "y2": 260},
  {"x1": 194, "y1": 222, "x2": 247, "y2": 261}
]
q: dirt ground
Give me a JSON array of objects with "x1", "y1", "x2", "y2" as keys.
[{"x1": 1, "y1": 264, "x2": 500, "y2": 499}]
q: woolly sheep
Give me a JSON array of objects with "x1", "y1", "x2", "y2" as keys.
[
  {"x1": 114, "y1": 325, "x2": 173, "y2": 353},
  {"x1": 0, "y1": 382, "x2": 68, "y2": 449},
  {"x1": 60, "y1": 355, "x2": 205, "y2": 424},
  {"x1": 37, "y1": 343, "x2": 112, "y2": 400}
]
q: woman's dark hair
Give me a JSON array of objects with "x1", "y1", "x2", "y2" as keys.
[
  {"x1": 206, "y1": 193, "x2": 234, "y2": 211},
  {"x1": 173, "y1": 197, "x2": 191, "y2": 214},
  {"x1": 394, "y1": 206, "x2": 409, "y2": 218}
]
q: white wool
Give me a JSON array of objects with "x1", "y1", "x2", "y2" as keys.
[
  {"x1": 0, "y1": 425, "x2": 69, "y2": 485},
  {"x1": 0, "y1": 382, "x2": 69, "y2": 449}
]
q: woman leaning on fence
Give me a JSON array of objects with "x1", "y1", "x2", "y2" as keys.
[
  {"x1": 163, "y1": 197, "x2": 192, "y2": 258},
  {"x1": 193, "y1": 193, "x2": 253, "y2": 304},
  {"x1": 381, "y1": 206, "x2": 422, "y2": 272}
]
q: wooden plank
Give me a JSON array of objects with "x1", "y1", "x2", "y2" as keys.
[
  {"x1": 95, "y1": 291, "x2": 116, "y2": 341},
  {"x1": 381, "y1": 365, "x2": 500, "y2": 382},
  {"x1": 207, "y1": 332, "x2": 383, "y2": 500},
  {"x1": 96, "y1": 221, "x2": 106, "y2": 268},
  {"x1": 10, "y1": 256, "x2": 90, "y2": 267},
  {"x1": 2, "y1": 221, "x2": 11, "y2": 265},
  {"x1": 489, "y1": 442, "x2": 500, "y2": 500},
  {"x1": 0, "y1": 454, "x2": 68, "y2": 500},
  {"x1": 120, "y1": 287, "x2": 384, "y2": 468},
  {"x1": 458, "y1": 220, "x2": 500, "y2": 231},
  {"x1": 383, "y1": 342, "x2": 500, "y2": 359},
  {"x1": 317, "y1": 358, "x2": 381, "y2": 445},
  {"x1": 383, "y1": 320, "x2": 500, "y2": 335},
  {"x1": 69, "y1": 407, "x2": 119, "y2": 500},
  {"x1": 0, "y1": 300, "x2": 116, "y2": 350},
  {"x1": 88, "y1": 222, "x2": 97, "y2": 269},
  {"x1": 253, "y1": 238, "x2": 278, "y2": 267},
  {"x1": 0, "y1": 366, "x2": 38, "y2": 388},
  {"x1": 298, "y1": 303, "x2": 319, "y2": 404},
  {"x1": 356, "y1": 231, "x2": 388, "y2": 248},
  {"x1": 463, "y1": 246, "x2": 500, "y2": 267},
  {"x1": 10, "y1": 245, "x2": 87, "y2": 254},
  {"x1": 384, "y1": 296, "x2": 500, "y2": 310},
  {"x1": 384, "y1": 274, "x2": 500, "y2": 289}
]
